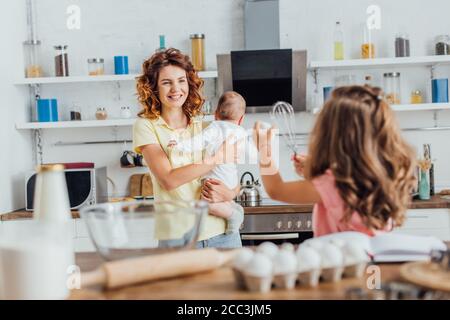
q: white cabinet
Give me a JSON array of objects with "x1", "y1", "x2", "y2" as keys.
[
  {"x1": 1, "y1": 219, "x2": 77, "y2": 239},
  {"x1": 393, "y1": 209, "x2": 450, "y2": 241}
]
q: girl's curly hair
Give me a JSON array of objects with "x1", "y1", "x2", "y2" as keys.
[
  {"x1": 306, "y1": 85, "x2": 417, "y2": 230},
  {"x1": 136, "y1": 48, "x2": 204, "y2": 121}
]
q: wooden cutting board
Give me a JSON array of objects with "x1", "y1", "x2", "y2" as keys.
[
  {"x1": 129, "y1": 174, "x2": 153, "y2": 197},
  {"x1": 141, "y1": 173, "x2": 153, "y2": 196},
  {"x1": 400, "y1": 261, "x2": 450, "y2": 292}
]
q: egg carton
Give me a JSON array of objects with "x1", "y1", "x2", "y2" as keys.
[{"x1": 231, "y1": 240, "x2": 370, "y2": 293}]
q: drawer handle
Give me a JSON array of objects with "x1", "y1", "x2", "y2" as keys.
[{"x1": 241, "y1": 233, "x2": 299, "y2": 240}]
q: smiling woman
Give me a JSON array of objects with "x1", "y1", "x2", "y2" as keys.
[{"x1": 133, "y1": 48, "x2": 242, "y2": 249}]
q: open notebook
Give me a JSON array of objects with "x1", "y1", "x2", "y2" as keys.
[{"x1": 311, "y1": 232, "x2": 447, "y2": 263}]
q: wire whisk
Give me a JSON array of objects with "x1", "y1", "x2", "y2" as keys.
[{"x1": 270, "y1": 101, "x2": 299, "y2": 154}]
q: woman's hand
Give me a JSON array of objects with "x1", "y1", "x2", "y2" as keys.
[
  {"x1": 201, "y1": 178, "x2": 236, "y2": 203},
  {"x1": 292, "y1": 154, "x2": 307, "y2": 177}
]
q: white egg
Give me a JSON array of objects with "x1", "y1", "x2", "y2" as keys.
[
  {"x1": 342, "y1": 242, "x2": 370, "y2": 266},
  {"x1": 232, "y1": 247, "x2": 254, "y2": 271},
  {"x1": 256, "y1": 241, "x2": 279, "y2": 259},
  {"x1": 280, "y1": 242, "x2": 295, "y2": 253},
  {"x1": 244, "y1": 253, "x2": 273, "y2": 277},
  {"x1": 329, "y1": 238, "x2": 346, "y2": 248},
  {"x1": 273, "y1": 250, "x2": 297, "y2": 275},
  {"x1": 302, "y1": 239, "x2": 324, "y2": 251},
  {"x1": 320, "y1": 243, "x2": 344, "y2": 269},
  {"x1": 296, "y1": 246, "x2": 321, "y2": 272}
]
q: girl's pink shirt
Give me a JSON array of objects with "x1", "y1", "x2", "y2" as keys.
[{"x1": 311, "y1": 169, "x2": 392, "y2": 237}]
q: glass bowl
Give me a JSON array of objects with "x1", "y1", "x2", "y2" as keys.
[{"x1": 79, "y1": 200, "x2": 208, "y2": 261}]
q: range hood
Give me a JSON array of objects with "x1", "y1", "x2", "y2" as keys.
[{"x1": 244, "y1": 0, "x2": 280, "y2": 50}]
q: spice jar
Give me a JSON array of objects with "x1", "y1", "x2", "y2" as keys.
[
  {"x1": 54, "y1": 45, "x2": 69, "y2": 77},
  {"x1": 24, "y1": 40, "x2": 43, "y2": 78},
  {"x1": 190, "y1": 34, "x2": 205, "y2": 71},
  {"x1": 410, "y1": 90, "x2": 423, "y2": 104},
  {"x1": 120, "y1": 106, "x2": 131, "y2": 119},
  {"x1": 87, "y1": 58, "x2": 104, "y2": 76},
  {"x1": 383, "y1": 72, "x2": 401, "y2": 105},
  {"x1": 95, "y1": 107, "x2": 108, "y2": 120},
  {"x1": 70, "y1": 104, "x2": 82, "y2": 121},
  {"x1": 361, "y1": 25, "x2": 375, "y2": 59},
  {"x1": 435, "y1": 35, "x2": 450, "y2": 55},
  {"x1": 395, "y1": 33, "x2": 410, "y2": 57}
]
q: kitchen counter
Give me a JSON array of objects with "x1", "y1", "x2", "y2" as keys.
[
  {"x1": 2, "y1": 195, "x2": 449, "y2": 221},
  {"x1": 69, "y1": 252, "x2": 401, "y2": 300}
]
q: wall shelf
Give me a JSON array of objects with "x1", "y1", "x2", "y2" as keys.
[
  {"x1": 14, "y1": 70, "x2": 218, "y2": 85},
  {"x1": 309, "y1": 55, "x2": 450, "y2": 71},
  {"x1": 391, "y1": 103, "x2": 450, "y2": 112},
  {"x1": 16, "y1": 115, "x2": 215, "y2": 130}
]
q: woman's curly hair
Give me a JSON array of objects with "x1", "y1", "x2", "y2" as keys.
[
  {"x1": 136, "y1": 48, "x2": 205, "y2": 121},
  {"x1": 305, "y1": 85, "x2": 417, "y2": 230}
]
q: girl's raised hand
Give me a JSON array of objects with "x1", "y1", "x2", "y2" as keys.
[{"x1": 292, "y1": 153, "x2": 307, "y2": 177}]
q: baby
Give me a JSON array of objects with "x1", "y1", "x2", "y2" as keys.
[{"x1": 168, "y1": 91, "x2": 254, "y2": 234}]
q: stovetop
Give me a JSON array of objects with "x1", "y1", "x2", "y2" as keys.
[{"x1": 253, "y1": 198, "x2": 294, "y2": 206}]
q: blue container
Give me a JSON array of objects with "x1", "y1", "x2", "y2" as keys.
[
  {"x1": 36, "y1": 99, "x2": 58, "y2": 122},
  {"x1": 114, "y1": 56, "x2": 129, "y2": 75},
  {"x1": 432, "y1": 78, "x2": 449, "y2": 103},
  {"x1": 323, "y1": 86, "x2": 334, "y2": 102}
]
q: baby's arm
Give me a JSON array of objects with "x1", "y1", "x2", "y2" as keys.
[{"x1": 174, "y1": 123, "x2": 220, "y2": 153}]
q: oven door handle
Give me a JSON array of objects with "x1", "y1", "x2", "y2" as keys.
[{"x1": 241, "y1": 233, "x2": 299, "y2": 240}]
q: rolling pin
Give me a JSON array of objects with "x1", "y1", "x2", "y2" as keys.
[{"x1": 81, "y1": 248, "x2": 238, "y2": 290}]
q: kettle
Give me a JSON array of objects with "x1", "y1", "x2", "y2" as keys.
[{"x1": 236, "y1": 172, "x2": 261, "y2": 207}]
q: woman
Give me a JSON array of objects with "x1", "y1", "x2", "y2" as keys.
[{"x1": 133, "y1": 48, "x2": 242, "y2": 248}]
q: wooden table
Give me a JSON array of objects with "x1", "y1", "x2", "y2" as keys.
[{"x1": 69, "y1": 252, "x2": 405, "y2": 300}]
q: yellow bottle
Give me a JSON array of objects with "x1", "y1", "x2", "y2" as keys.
[
  {"x1": 334, "y1": 42, "x2": 344, "y2": 60},
  {"x1": 334, "y1": 22, "x2": 344, "y2": 60}
]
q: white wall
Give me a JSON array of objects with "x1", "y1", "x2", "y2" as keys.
[
  {"x1": 0, "y1": 0, "x2": 33, "y2": 213},
  {"x1": 4, "y1": 0, "x2": 450, "y2": 210}
]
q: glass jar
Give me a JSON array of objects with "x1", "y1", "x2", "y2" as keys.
[
  {"x1": 87, "y1": 58, "x2": 104, "y2": 76},
  {"x1": 362, "y1": 25, "x2": 375, "y2": 59},
  {"x1": 395, "y1": 33, "x2": 410, "y2": 57},
  {"x1": 383, "y1": 72, "x2": 401, "y2": 105},
  {"x1": 120, "y1": 106, "x2": 131, "y2": 119},
  {"x1": 410, "y1": 90, "x2": 423, "y2": 104},
  {"x1": 54, "y1": 45, "x2": 69, "y2": 77},
  {"x1": 335, "y1": 74, "x2": 357, "y2": 87},
  {"x1": 70, "y1": 104, "x2": 82, "y2": 121},
  {"x1": 95, "y1": 107, "x2": 108, "y2": 120},
  {"x1": 190, "y1": 34, "x2": 205, "y2": 71},
  {"x1": 435, "y1": 35, "x2": 450, "y2": 55},
  {"x1": 24, "y1": 40, "x2": 43, "y2": 78}
]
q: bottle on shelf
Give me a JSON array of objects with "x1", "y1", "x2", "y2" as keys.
[
  {"x1": 410, "y1": 90, "x2": 423, "y2": 104},
  {"x1": 156, "y1": 35, "x2": 166, "y2": 52},
  {"x1": 423, "y1": 144, "x2": 435, "y2": 196},
  {"x1": 334, "y1": 21, "x2": 344, "y2": 60},
  {"x1": 364, "y1": 75, "x2": 373, "y2": 86}
]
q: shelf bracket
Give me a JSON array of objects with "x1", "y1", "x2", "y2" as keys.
[
  {"x1": 430, "y1": 65, "x2": 435, "y2": 80},
  {"x1": 311, "y1": 69, "x2": 319, "y2": 91},
  {"x1": 116, "y1": 81, "x2": 121, "y2": 101},
  {"x1": 433, "y1": 110, "x2": 439, "y2": 127},
  {"x1": 33, "y1": 128, "x2": 43, "y2": 165}
]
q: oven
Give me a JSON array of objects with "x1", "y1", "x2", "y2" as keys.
[{"x1": 239, "y1": 199, "x2": 314, "y2": 246}]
